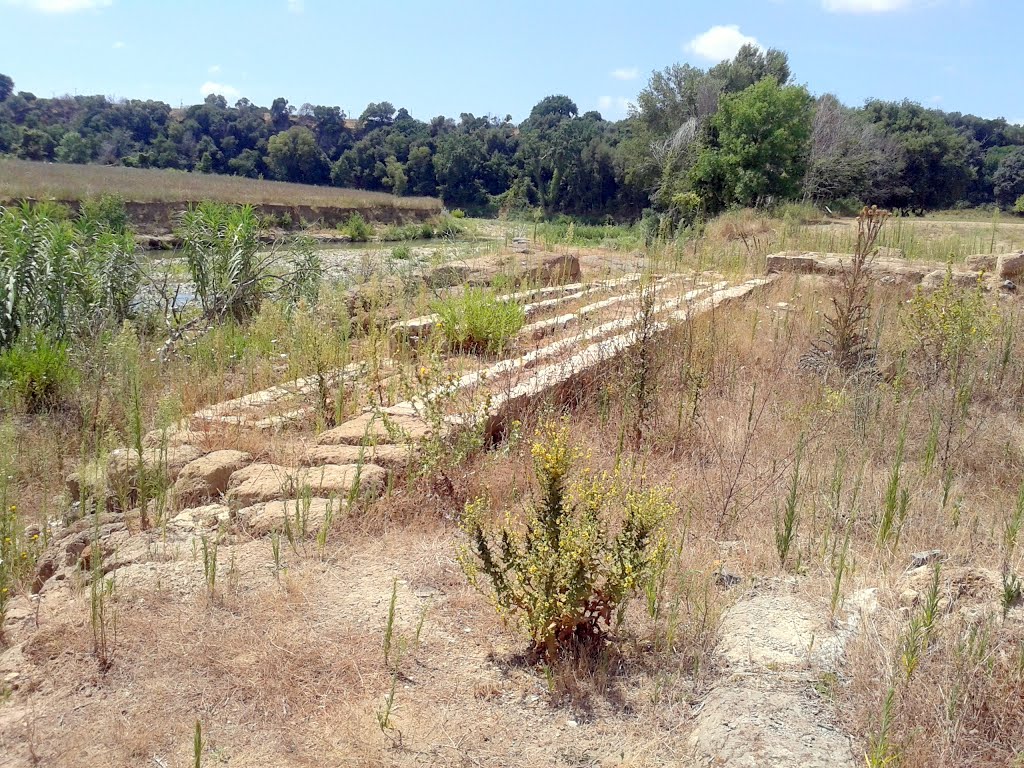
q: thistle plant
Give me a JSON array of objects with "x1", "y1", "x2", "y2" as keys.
[
  {"x1": 458, "y1": 419, "x2": 670, "y2": 661},
  {"x1": 810, "y1": 205, "x2": 889, "y2": 372}
]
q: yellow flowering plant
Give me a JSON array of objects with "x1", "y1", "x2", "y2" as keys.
[{"x1": 458, "y1": 419, "x2": 670, "y2": 661}]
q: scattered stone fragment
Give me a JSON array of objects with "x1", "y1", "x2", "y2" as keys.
[
  {"x1": 908, "y1": 549, "x2": 945, "y2": 570},
  {"x1": 714, "y1": 568, "x2": 743, "y2": 588},
  {"x1": 170, "y1": 503, "x2": 231, "y2": 531}
]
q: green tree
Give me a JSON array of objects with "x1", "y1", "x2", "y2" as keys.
[
  {"x1": 266, "y1": 126, "x2": 330, "y2": 184},
  {"x1": 993, "y1": 146, "x2": 1024, "y2": 207},
  {"x1": 691, "y1": 77, "x2": 812, "y2": 212},
  {"x1": 0, "y1": 74, "x2": 13, "y2": 103},
  {"x1": 55, "y1": 131, "x2": 92, "y2": 164},
  {"x1": 863, "y1": 100, "x2": 979, "y2": 210}
]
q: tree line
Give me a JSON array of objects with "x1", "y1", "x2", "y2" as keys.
[{"x1": 3, "y1": 50, "x2": 1024, "y2": 225}]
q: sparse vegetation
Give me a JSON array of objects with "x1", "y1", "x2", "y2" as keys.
[
  {"x1": 0, "y1": 184, "x2": 1022, "y2": 768},
  {"x1": 432, "y1": 287, "x2": 525, "y2": 355}
]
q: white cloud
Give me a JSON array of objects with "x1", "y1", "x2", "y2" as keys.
[
  {"x1": 822, "y1": 0, "x2": 911, "y2": 12},
  {"x1": 208, "y1": 64, "x2": 221, "y2": 74},
  {"x1": 200, "y1": 81, "x2": 240, "y2": 100},
  {"x1": 611, "y1": 67, "x2": 639, "y2": 81},
  {"x1": 112, "y1": 40, "x2": 125, "y2": 49},
  {"x1": 286, "y1": 0, "x2": 303, "y2": 12},
  {"x1": 685, "y1": 25, "x2": 760, "y2": 62},
  {"x1": 4, "y1": 0, "x2": 112, "y2": 11},
  {"x1": 598, "y1": 96, "x2": 632, "y2": 115}
]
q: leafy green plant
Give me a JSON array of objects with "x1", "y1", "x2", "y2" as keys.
[
  {"x1": 176, "y1": 202, "x2": 265, "y2": 321},
  {"x1": 0, "y1": 201, "x2": 139, "y2": 350},
  {"x1": 343, "y1": 212, "x2": 373, "y2": 242},
  {"x1": 903, "y1": 267, "x2": 998, "y2": 385},
  {"x1": 391, "y1": 244, "x2": 411, "y2": 260},
  {"x1": 176, "y1": 202, "x2": 322, "y2": 328},
  {"x1": 0, "y1": 332, "x2": 76, "y2": 412},
  {"x1": 775, "y1": 437, "x2": 803, "y2": 568},
  {"x1": 432, "y1": 288, "x2": 524, "y2": 355},
  {"x1": 459, "y1": 419, "x2": 670, "y2": 661}
]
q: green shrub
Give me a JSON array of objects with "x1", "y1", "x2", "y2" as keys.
[
  {"x1": 177, "y1": 202, "x2": 265, "y2": 321},
  {"x1": 79, "y1": 194, "x2": 130, "y2": 234},
  {"x1": 459, "y1": 419, "x2": 670, "y2": 660},
  {"x1": 344, "y1": 212, "x2": 373, "y2": 242},
  {"x1": 1014, "y1": 195, "x2": 1024, "y2": 216},
  {"x1": 391, "y1": 244, "x2": 411, "y2": 260},
  {"x1": 903, "y1": 266, "x2": 998, "y2": 384},
  {"x1": 0, "y1": 201, "x2": 139, "y2": 350},
  {"x1": 434, "y1": 215, "x2": 464, "y2": 238},
  {"x1": 450, "y1": 208, "x2": 466, "y2": 219},
  {"x1": 419, "y1": 221, "x2": 435, "y2": 239},
  {"x1": 0, "y1": 333, "x2": 76, "y2": 412},
  {"x1": 432, "y1": 288, "x2": 524, "y2": 355},
  {"x1": 777, "y1": 201, "x2": 825, "y2": 225}
]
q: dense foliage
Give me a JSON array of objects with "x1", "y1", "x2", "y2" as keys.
[{"x1": 3, "y1": 47, "x2": 1022, "y2": 221}]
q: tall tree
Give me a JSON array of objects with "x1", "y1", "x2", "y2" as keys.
[
  {"x1": 266, "y1": 126, "x2": 329, "y2": 184},
  {"x1": 691, "y1": 78, "x2": 812, "y2": 212}
]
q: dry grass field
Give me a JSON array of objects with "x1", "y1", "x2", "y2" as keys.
[
  {"x1": 1, "y1": 210, "x2": 1022, "y2": 767},
  {"x1": 0, "y1": 157, "x2": 442, "y2": 212}
]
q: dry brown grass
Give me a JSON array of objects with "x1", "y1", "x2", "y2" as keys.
[{"x1": 0, "y1": 158, "x2": 442, "y2": 211}]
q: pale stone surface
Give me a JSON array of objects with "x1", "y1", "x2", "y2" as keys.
[
  {"x1": 107, "y1": 444, "x2": 202, "y2": 489},
  {"x1": 1000, "y1": 251, "x2": 1024, "y2": 278},
  {"x1": 226, "y1": 462, "x2": 387, "y2": 506},
  {"x1": 173, "y1": 450, "x2": 251, "y2": 504},
  {"x1": 316, "y1": 411, "x2": 431, "y2": 446},
  {"x1": 238, "y1": 497, "x2": 343, "y2": 536},
  {"x1": 303, "y1": 443, "x2": 416, "y2": 471},
  {"x1": 171, "y1": 503, "x2": 231, "y2": 531},
  {"x1": 686, "y1": 582, "x2": 876, "y2": 768},
  {"x1": 685, "y1": 680, "x2": 856, "y2": 768}
]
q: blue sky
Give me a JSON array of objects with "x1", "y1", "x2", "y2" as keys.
[{"x1": 1, "y1": 0, "x2": 1019, "y2": 123}]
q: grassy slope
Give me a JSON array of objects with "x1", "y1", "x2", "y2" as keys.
[{"x1": 0, "y1": 157, "x2": 441, "y2": 211}]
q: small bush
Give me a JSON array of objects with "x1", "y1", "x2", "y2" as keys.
[
  {"x1": 903, "y1": 266, "x2": 998, "y2": 384},
  {"x1": 777, "y1": 201, "x2": 825, "y2": 225},
  {"x1": 419, "y1": 221, "x2": 435, "y2": 239},
  {"x1": 432, "y1": 288, "x2": 524, "y2": 355},
  {"x1": 79, "y1": 194, "x2": 130, "y2": 234},
  {"x1": 0, "y1": 333, "x2": 76, "y2": 412},
  {"x1": 459, "y1": 420, "x2": 670, "y2": 660},
  {"x1": 344, "y1": 212, "x2": 373, "y2": 242},
  {"x1": 450, "y1": 208, "x2": 466, "y2": 219},
  {"x1": 391, "y1": 244, "x2": 411, "y2": 260},
  {"x1": 434, "y1": 215, "x2": 464, "y2": 238},
  {"x1": 1014, "y1": 195, "x2": 1024, "y2": 216},
  {"x1": 705, "y1": 208, "x2": 773, "y2": 243}
]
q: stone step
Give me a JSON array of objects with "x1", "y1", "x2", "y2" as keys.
[{"x1": 226, "y1": 462, "x2": 387, "y2": 507}]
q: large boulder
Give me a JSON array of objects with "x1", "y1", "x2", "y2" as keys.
[
  {"x1": 999, "y1": 251, "x2": 1024, "y2": 278},
  {"x1": 173, "y1": 450, "x2": 252, "y2": 505}
]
